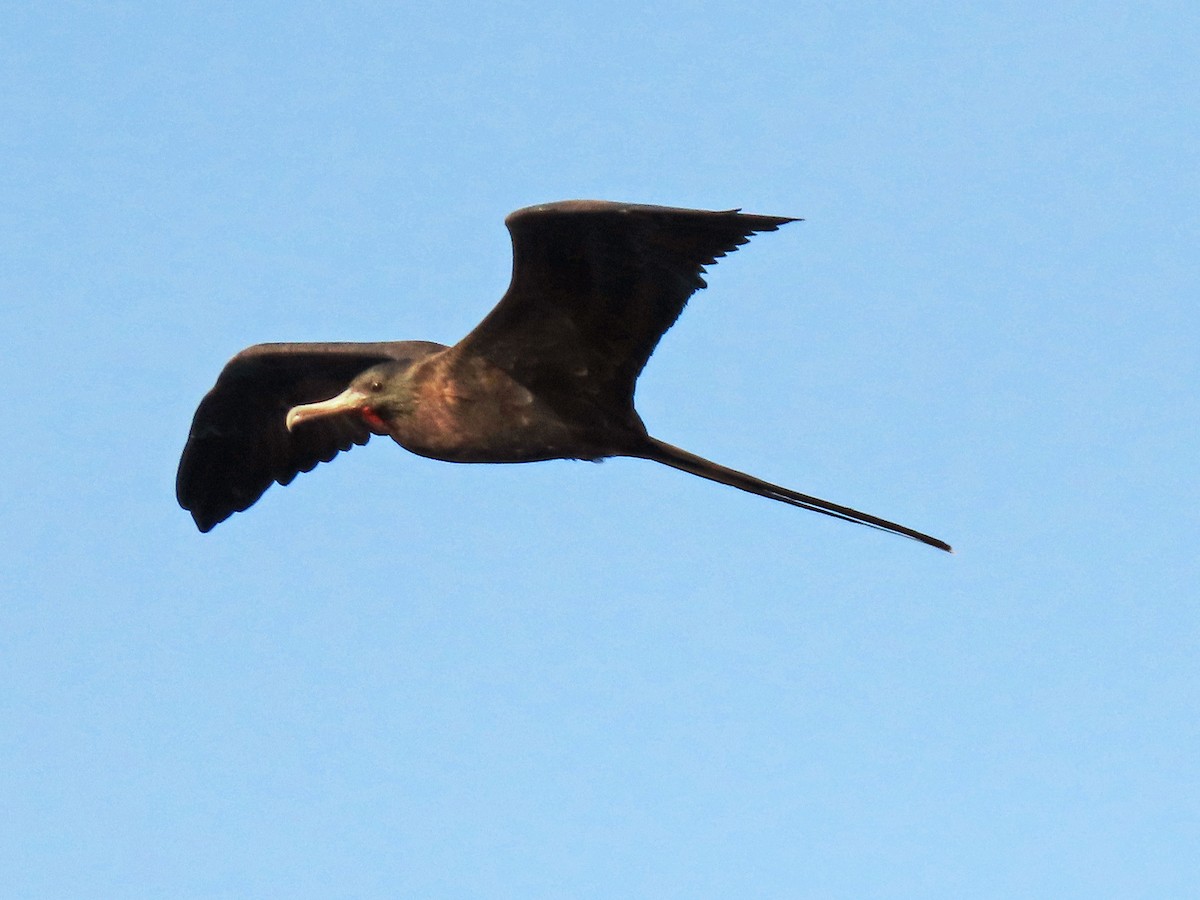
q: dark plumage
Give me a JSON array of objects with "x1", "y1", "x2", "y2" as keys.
[{"x1": 177, "y1": 200, "x2": 951, "y2": 551}]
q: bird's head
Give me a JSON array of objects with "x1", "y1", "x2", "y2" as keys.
[{"x1": 285, "y1": 361, "x2": 416, "y2": 435}]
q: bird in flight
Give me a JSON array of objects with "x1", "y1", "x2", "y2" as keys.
[{"x1": 177, "y1": 200, "x2": 950, "y2": 551}]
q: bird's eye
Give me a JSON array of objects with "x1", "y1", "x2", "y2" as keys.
[{"x1": 370, "y1": 381, "x2": 383, "y2": 393}]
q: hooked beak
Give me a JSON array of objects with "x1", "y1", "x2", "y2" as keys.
[{"x1": 285, "y1": 387, "x2": 368, "y2": 432}]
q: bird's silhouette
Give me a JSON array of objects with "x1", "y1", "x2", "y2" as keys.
[{"x1": 177, "y1": 200, "x2": 950, "y2": 551}]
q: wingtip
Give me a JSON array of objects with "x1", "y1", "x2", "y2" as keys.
[
  {"x1": 742, "y1": 212, "x2": 803, "y2": 232},
  {"x1": 185, "y1": 504, "x2": 224, "y2": 533}
]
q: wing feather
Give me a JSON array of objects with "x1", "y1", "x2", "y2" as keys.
[
  {"x1": 453, "y1": 200, "x2": 797, "y2": 417},
  {"x1": 176, "y1": 341, "x2": 444, "y2": 531}
]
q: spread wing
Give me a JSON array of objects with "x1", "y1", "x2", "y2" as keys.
[
  {"x1": 452, "y1": 200, "x2": 797, "y2": 416},
  {"x1": 176, "y1": 341, "x2": 444, "y2": 532}
]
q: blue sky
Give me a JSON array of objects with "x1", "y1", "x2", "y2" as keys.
[{"x1": 2, "y1": 2, "x2": 1197, "y2": 896}]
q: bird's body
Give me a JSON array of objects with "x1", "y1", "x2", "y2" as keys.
[
  {"x1": 369, "y1": 345, "x2": 631, "y2": 464},
  {"x1": 177, "y1": 200, "x2": 951, "y2": 551}
]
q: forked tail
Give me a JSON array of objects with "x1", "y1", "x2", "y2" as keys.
[{"x1": 638, "y1": 437, "x2": 952, "y2": 552}]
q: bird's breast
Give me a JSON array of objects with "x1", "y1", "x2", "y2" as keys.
[{"x1": 386, "y1": 359, "x2": 580, "y2": 463}]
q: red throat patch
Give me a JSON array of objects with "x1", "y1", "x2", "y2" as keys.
[{"x1": 361, "y1": 407, "x2": 387, "y2": 432}]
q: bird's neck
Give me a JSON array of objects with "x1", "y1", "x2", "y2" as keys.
[{"x1": 386, "y1": 371, "x2": 421, "y2": 415}]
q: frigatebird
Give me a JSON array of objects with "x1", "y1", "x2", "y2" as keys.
[{"x1": 177, "y1": 200, "x2": 950, "y2": 551}]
